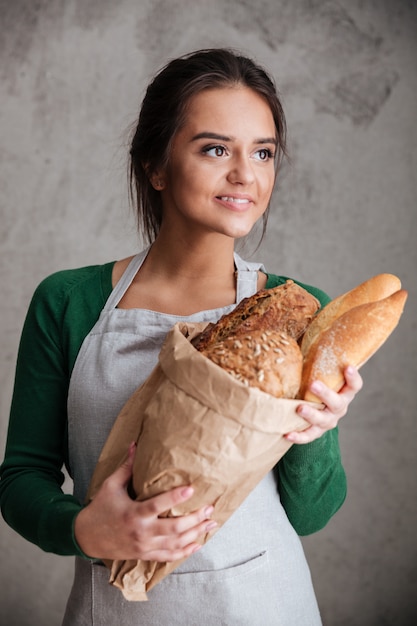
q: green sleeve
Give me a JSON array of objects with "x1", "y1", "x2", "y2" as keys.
[
  {"x1": 0, "y1": 263, "x2": 113, "y2": 556},
  {"x1": 266, "y1": 273, "x2": 347, "y2": 534}
]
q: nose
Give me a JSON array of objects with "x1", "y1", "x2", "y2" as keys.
[{"x1": 226, "y1": 154, "x2": 255, "y2": 185}]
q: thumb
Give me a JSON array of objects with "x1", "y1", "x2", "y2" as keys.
[{"x1": 112, "y1": 441, "x2": 136, "y2": 490}]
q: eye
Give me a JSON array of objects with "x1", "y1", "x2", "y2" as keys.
[
  {"x1": 202, "y1": 145, "x2": 228, "y2": 158},
  {"x1": 254, "y1": 148, "x2": 275, "y2": 161}
]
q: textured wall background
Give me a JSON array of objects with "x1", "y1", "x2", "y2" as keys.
[{"x1": 1, "y1": 1, "x2": 416, "y2": 624}]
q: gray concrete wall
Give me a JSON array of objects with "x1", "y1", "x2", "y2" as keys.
[{"x1": 1, "y1": 1, "x2": 416, "y2": 624}]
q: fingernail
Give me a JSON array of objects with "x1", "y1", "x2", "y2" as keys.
[
  {"x1": 181, "y1": 486, "x2": 194, "y2": 498},
  {"x1": 311, "y1": 380, "x2": 324, "y2": 393},
  {"x1": 204, "y1": 505, "x2": 214, "y2": 517},
  {"x1": 297, "y1": 404, "x2": 308, "y2": 417},
  {"x1": 205, "y1": 521, "x2": 218, "y2": 532},
  {"x1": 192, "y1": 544, "x2": 202, "y2": 553}
]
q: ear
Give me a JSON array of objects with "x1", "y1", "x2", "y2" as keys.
[
  {"x1": 146, "y1": 165, "x2": 166, "y2": 191},
  {"x1": 150, "y1": 176, "x2": 166, "y2": 191}
]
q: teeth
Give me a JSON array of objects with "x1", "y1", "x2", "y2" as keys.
[{"x1": 220, "y1": 197, "x2": 249, "y2": 203}]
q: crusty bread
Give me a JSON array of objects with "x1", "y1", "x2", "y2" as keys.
[
  {"x1": 194, "y1": 273, "x2": 407, "y2": 403},
  {"x1": 301, "y1": 273, "x2": 401, "y2": 358},
  {"x1": 299, "y1": 289, "x2": 408, "y2": 402},
  {"x1": 193, "y1": 280, "x2": 320, "y2": 351},
  {"x1": 201, "y1": 329, "x2": 302, "y2": 398}
]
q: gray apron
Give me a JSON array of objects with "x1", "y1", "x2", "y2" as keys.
[{"x1": 63, "y1": 248, "x2": 322, "y2": 626}]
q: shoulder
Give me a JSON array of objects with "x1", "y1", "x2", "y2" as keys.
[
  {"x1": 34, "y1": 261, "x2": 114, "y2": 299},
  {"x1": 265, "y1": 273, "x2": 331, "y2": 308},
  {"x1": 25, "y1": 261, "x2": 116, "y2": 373},
  {"x1": 31, "y1": 262, "x2": 115, "y2": 315}
]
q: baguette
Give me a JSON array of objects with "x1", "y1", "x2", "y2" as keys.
[
  {"x1": 300, "y1": 273, "x2": 401, "y2": 358},
  {"x1": 299, "y1": 289, "x2": 408, "y2": 402}
]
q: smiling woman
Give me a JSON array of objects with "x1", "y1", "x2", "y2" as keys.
[
  {"x1": 129, "y1": 48, "x2": 288, "y2": 246},
  {"x1": 0, "y1": 48, "x2": 364, "y2": 626}
]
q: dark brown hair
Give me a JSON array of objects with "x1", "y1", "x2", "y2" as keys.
[{"x1": 129, "y1": 48, "x2": 287, "y2": 244}]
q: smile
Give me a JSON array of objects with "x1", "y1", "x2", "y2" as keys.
[{"x1": 218, "y1": 197, "x2": 250, "y2": 204}]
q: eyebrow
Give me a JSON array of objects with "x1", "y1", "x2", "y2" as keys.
[{"x1": 191, "y1": 131, "x2": 277, "y2": 145}]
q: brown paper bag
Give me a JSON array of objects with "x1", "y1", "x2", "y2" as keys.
[{"x1": 87, "y1": 322, "x2": 314, "y2": 601}]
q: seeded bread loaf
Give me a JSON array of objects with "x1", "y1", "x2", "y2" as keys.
[
  {"x1": 200, "y1": 329, "x2": 302, "y2": 398},
  {"x1": 193, "y1": 280, "x2": 320, "y2": 351}
]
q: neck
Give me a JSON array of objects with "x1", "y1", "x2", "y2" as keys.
[
  {"x1": 144, "y1": 230, "x2": 236, "y2": 281},
  {"x1": 116, "y1": 230, "x2": 239, "y2": 314}
]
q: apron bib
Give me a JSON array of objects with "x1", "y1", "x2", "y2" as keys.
[{"x1": 63, "y1": 249, "x2": 321, "y2": 626}]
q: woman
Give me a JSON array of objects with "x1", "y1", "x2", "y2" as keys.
[{"x1": 0, "y1": 48, "x2": 362, "y2": 625}]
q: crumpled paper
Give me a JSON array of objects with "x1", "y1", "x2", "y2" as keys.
[{"x1": 87, "y1": 321, "x2": 315, "y2": 601}]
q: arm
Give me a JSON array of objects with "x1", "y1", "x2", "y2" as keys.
[
  {"x1": 279, "y1": 365, "x2": 362, "y2": 534},
  {"x1": 0, "y1": 273, "x2": 86, "y2": 555},
  {"x1": 266, "y1": 273, "x2": 361, "y2": 534},
  {"x1": 275, "y1": 427, "x2": 346, "y2": 535},
  {"x1": 0, "y1": 266, "x2": 216, "y2": 561}
]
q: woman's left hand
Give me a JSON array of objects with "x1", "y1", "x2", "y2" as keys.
[{"x1": 286, "y1": 365, "x2": 363, "y2": 444}]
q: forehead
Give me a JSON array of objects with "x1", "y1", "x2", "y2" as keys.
[{"x1": 180, "y1": 86, "x2": 276, "y2": 137}]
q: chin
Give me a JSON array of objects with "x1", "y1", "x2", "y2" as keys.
[{"x1": 226, "y1": 224, "x2": 258, "y2": 239}]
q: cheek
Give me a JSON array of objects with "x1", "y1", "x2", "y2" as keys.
[
  {"x1": 260, "y1": 171, "x2": 275, "y2": 202},
  {"x1": 168, "y1": 161, "x2": 208, "y2": 192},
  {"x1": 266, "y1": 167, "x2": 276, "y2": 189}
]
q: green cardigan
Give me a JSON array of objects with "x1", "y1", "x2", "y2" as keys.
[{"x1": 0, "y1": 261, "x2": 346, "y2": 557}]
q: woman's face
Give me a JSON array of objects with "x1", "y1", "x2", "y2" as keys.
[{"x1": 157, "y1": 85, "x2": 277, "y2": 241}]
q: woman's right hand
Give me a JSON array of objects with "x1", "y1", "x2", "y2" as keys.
[{"x1": 74, "y1": 442, "x2": 217, "y2": 561}]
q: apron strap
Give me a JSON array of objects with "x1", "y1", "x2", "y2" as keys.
[
  {"x1": 102, "y1": 248, "x2": 150, "y2": 312},
  {"x1": 234, "y1": 252, "x2": 265, "y2": 302}
]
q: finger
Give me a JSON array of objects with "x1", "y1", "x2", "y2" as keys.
[
  {"x1": 174, "y1": 518, "x2": 218, "y2": 547},
  {"x1": 319, "y1": 366, "x2": 363, "y2": 404},
  {"x1": 105, "y1": 441, "x2": 137, "y2": 491},
  {"x1": 343, "y1": 365, "x2": 363, "y2": 393},
  {"x1": 153, "y1": 505, "x2": 216, "y2": 537},
  {"x1": 285, "y1": 424, "x2": 324, "y2": 444},
  {"x1": 293, "y1": 393, "x2": 345, "y2": 438},
  {"x1": 139, "y1": 485, "x2": 197, "y2": 519},
  {"x1": 153, "y1": 517, "x2": 218, "y2": 550},
  {"x1": 141, "y1": 518, "x2": 218, "y2": 562},
  {"x1": 129, "y1": 513, "x2": 216, "y2": 562},
  {"x1": 143, "y1": 540, "x2": 203, "y2": 563},
  {"x1": 296, "y1": 397, "x2": 340, "y2": 428},
  {"x1": 307, "y1": 381, "x2": 348, "y2": 414}
]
